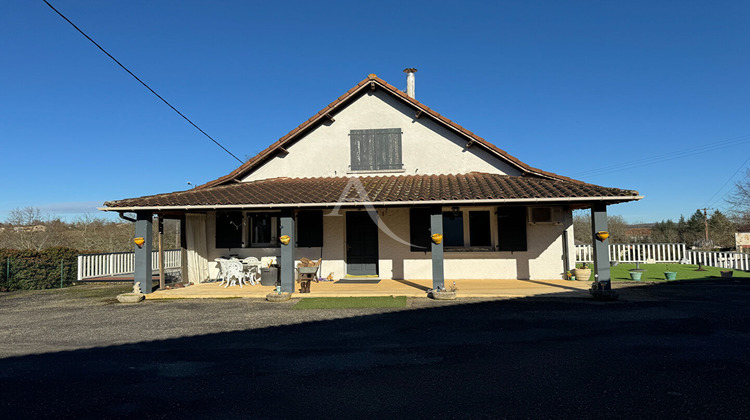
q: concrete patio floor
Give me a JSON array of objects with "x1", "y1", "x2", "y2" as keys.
[{"x1": 145, "y1": 278, "x2": 596, "y2": 299}]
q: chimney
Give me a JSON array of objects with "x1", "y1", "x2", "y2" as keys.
[{"x1": 403, "y1": 68, "x2": 417, "y2": 99}]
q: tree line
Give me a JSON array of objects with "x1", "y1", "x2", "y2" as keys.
[
  {"x1": 575, "y1": 169, "x2": 750, "y2": 249},
  {"x1": 575, "y1": 209, "x2": 738, "y2": 249},
  {"x1": 0, "y1": 207, "x2": 180, "y2": 253}
]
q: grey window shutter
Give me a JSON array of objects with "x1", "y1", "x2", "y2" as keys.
[{"x1": 350, "y1": 128, "x2": 402, "y2": 170}]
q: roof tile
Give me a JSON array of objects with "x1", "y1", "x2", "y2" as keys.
[{"x1": 105, "y1": 173, "x2": 639, "y2": 209}]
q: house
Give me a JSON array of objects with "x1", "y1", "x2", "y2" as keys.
[{"x1": 102, "y1": 70, "x2": 642, "y2": 294}]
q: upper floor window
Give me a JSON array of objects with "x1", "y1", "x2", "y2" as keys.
[{"x1": 350, "y1": 128, "x2": 403, "y2": 171}]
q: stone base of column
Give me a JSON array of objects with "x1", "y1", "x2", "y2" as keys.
[{"x1": 589, "y1": 281, "x2": 619, "y2": 301}]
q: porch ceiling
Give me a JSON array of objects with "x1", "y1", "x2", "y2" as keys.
[{"x1": 102, "y1": 172, "x2": 641, "y2": 212}]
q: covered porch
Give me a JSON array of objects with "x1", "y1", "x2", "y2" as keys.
[
  {"x1": 101, "y1": 173, "x2": 643, "y2": 299},
  {"x1": 144, "y1": 277, "x2": 595, "y2": 299}
]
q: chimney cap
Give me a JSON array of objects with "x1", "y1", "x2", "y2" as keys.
[{"x1": 403, "y1": 68, "x2": 418, "y2": 73}]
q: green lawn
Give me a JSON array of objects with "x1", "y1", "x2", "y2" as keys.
[
  {"x1": 293, "y1": 296, "x2": 408, "y2": 309},
  {"x1": 594, "y1": 263, "x2": 750, "y2": 282}
]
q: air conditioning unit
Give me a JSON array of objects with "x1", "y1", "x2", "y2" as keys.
[{"x1": 528, "y1": 207, "x2": 562, "y2": 225}]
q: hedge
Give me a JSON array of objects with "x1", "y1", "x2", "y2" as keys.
[{"x1": 0, "y1": 247, "x2": 80, "y2": 291}]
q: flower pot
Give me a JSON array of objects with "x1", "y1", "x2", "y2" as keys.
[
  {"x1": 664, "y1": 271, "x2": 677, "y2": 281},
  {"x1": 628, "y1": 271, "x2": 643, "y2": 281},
  {"x1": 572, "y1": 268, "x2": 591, "y2": 281},
  {"x1": 720, "y1": 271, "x2": 733, "y2": 278}
]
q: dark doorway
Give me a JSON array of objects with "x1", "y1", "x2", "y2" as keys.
[{"x1": 346, "y1": 211, "x2": 379, "y2": 276}]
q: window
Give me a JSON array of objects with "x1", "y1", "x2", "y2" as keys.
[
  {"x1": 409, "y1": 208, "x2": 431, "y2": 251},
  {"x1": 469, "y1": 211, "x2": 491, "y2": 246},
  {"x1": 350, "y1": 128, "x2": 402, "y2": 171},
  {"x1": 216, "y1": 211, "x2": 243, "y2": 249},
  {"x1": 442, "y1": 212, "x2": 465, "y2": 247},
  {"x1": 297, "y1": 210, "x2": 323, "y2": 247},
  {"x1": 497, "y1": 207, "x2": 527, "y2": 251},
  {"x1": 249, "y1": 213, "x2": 278, "y2": 247}
]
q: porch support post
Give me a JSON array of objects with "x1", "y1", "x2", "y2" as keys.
[
  {"x1": 134, "y1": 212, "x2": 153, "y2": 294},
  {"x1": 430, "y1": 206, "x2": 444, "y2": 290},
  {"x1": 590, "y1": 203, "x2": 617, "y2": 300},
  {"x1": 280, "y1": 210, "x2": 295, "y2": 294}
]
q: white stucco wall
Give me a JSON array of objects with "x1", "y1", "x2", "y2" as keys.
[
  {"x1": 241, "y1": 90, "x2": 522, "y2": 182},
  {"x1": 204, "y1": 207, "x2": 575, "y2": 281}
]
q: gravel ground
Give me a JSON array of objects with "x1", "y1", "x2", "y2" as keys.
[
  {"x1": 1, "y1": 281, "x2": 748, "y2": 419},
  {"x1": 0, "y1": 284, "x2": 486, "y2": 358}
]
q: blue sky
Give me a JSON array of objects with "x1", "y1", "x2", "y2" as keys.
[{"x1": 1, "y1": 0, "x2": 748, "y2": 223}]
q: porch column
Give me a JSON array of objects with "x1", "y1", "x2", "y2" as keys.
[
  {"x1": 280, "y1": 210, "x2": 295, "y2": 294},
  {"x1": 430, "y1": 206, "x2": 444, "y2": 290},
  {"x1": 590, "y1": 203, "x2": 617, "y2": 299},
  {"x1": 134, "y1": 212, "x2": 153, "y2": 294}
]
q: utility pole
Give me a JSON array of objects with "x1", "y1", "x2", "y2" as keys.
[{"x1": 699, "y1": 208, "x2": 710, "y2": 243}]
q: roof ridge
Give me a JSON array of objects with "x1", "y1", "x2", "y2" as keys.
[{"x1": 197, "y1": 75, "x2": 587, "y2": 189}]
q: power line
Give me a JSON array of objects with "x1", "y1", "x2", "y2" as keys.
[
  {"x1": 42, "y1": 0, "x2": 243, "y2": 164},
  {"x1": 570, "y1": 134, "x2": 750, "y2": 178},
  {"x1": 704, "y1": 155, "x2": 750, "y2": 208}
]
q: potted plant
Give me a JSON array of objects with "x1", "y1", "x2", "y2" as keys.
[
  {"x1": 628, "y1": 270, "x2": 643, "y2": 281},
  {"x1": 664, "y1": 265, "x2": 677, "y2": 281},
  {"x1": 572, "y1": 263, "x2": 591, "y2": 281}
]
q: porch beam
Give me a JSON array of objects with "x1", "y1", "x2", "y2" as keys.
[
  {"x1": 134, "y1": 212, "x2": 153, "y2": 294},
  {"x1": 430, "y1": 206, "x2": 445, "y2": 290},
  {"x1": 280, "y1": 210, "x2": 296, "y2": 294}
]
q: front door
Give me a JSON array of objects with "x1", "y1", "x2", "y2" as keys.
[{"x1": 346, "y1": 211, "x2": 379, "y2": 276}]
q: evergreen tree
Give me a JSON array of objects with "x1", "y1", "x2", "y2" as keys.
[{"x1": 708, "y1": 210, "x2": 736, "y2": 248}]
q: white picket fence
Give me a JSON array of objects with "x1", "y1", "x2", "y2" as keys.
[
  {"x1": 575, "y1": 243, "x2": 750, "y2": 271},
  {"x1": 686, "y1": 250, "x2": 750, "y2": 270},
  {"x1": 77, "y1": 250, "x2": 181, "y2": 280},
  {"x1": 575, "y1": 243, "x2": 687, "y2": 264}
]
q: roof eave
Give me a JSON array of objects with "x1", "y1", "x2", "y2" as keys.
[{"x1": 100, "y1": 195, "x2": 643, "y2": 212}]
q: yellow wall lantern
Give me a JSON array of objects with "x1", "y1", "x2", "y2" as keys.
[
  {"x1": 279, "y1": 235, "x2": 291, "y2": 245},
  {"x1": 431, "y1": 233, "x2": 443, "y2": 244},
  {"x1": 134, "y1": 237, "x2": 145, "y2": 248},
  {"x1": 595, "y1": 231, "x2": 610, "y2": 242}
]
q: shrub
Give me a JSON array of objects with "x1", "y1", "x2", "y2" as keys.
[{"x1": 0, "y1": 247, "x2": 80, "y2": 291}]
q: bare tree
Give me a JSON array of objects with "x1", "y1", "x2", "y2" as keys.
[
  {"x1": 1, "y1": 207, "x2": 64, "y2": 251},
  {"x1": 573, "y1": 211, "x2": 628, "y2": 244},
  {"x1": 727, "y1": 168, "x2": 750, "y2": 230}
]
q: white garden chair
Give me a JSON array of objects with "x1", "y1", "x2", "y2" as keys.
[
  {"x1": 215, "y1": 258, "x2": 230, "y2": 286},
  {"x1": 242, "y1": 257, "x2": 263, "y2": 285},
  {"x1": 223, "y1": 259, "x2": 246, "y2": 288}
]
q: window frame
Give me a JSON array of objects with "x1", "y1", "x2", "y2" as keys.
[
  {"x1": 412, "y1": 207, "x2": 497, "y2": 252},
  {"x1": 247, "y1": 212, "x2": 280, "y2": 248}
]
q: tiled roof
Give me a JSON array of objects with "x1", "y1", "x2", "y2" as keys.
[
  {"x1": 198, "y1": 75, "x2": 584, "y2": 189},
  {"x1": 103, "y1": 173, "x2": 641, "y2": 210}
]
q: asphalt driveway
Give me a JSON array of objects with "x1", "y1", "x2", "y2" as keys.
[{"x1": 0, "y1": 280, "x2": 749, "y2": 419}]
